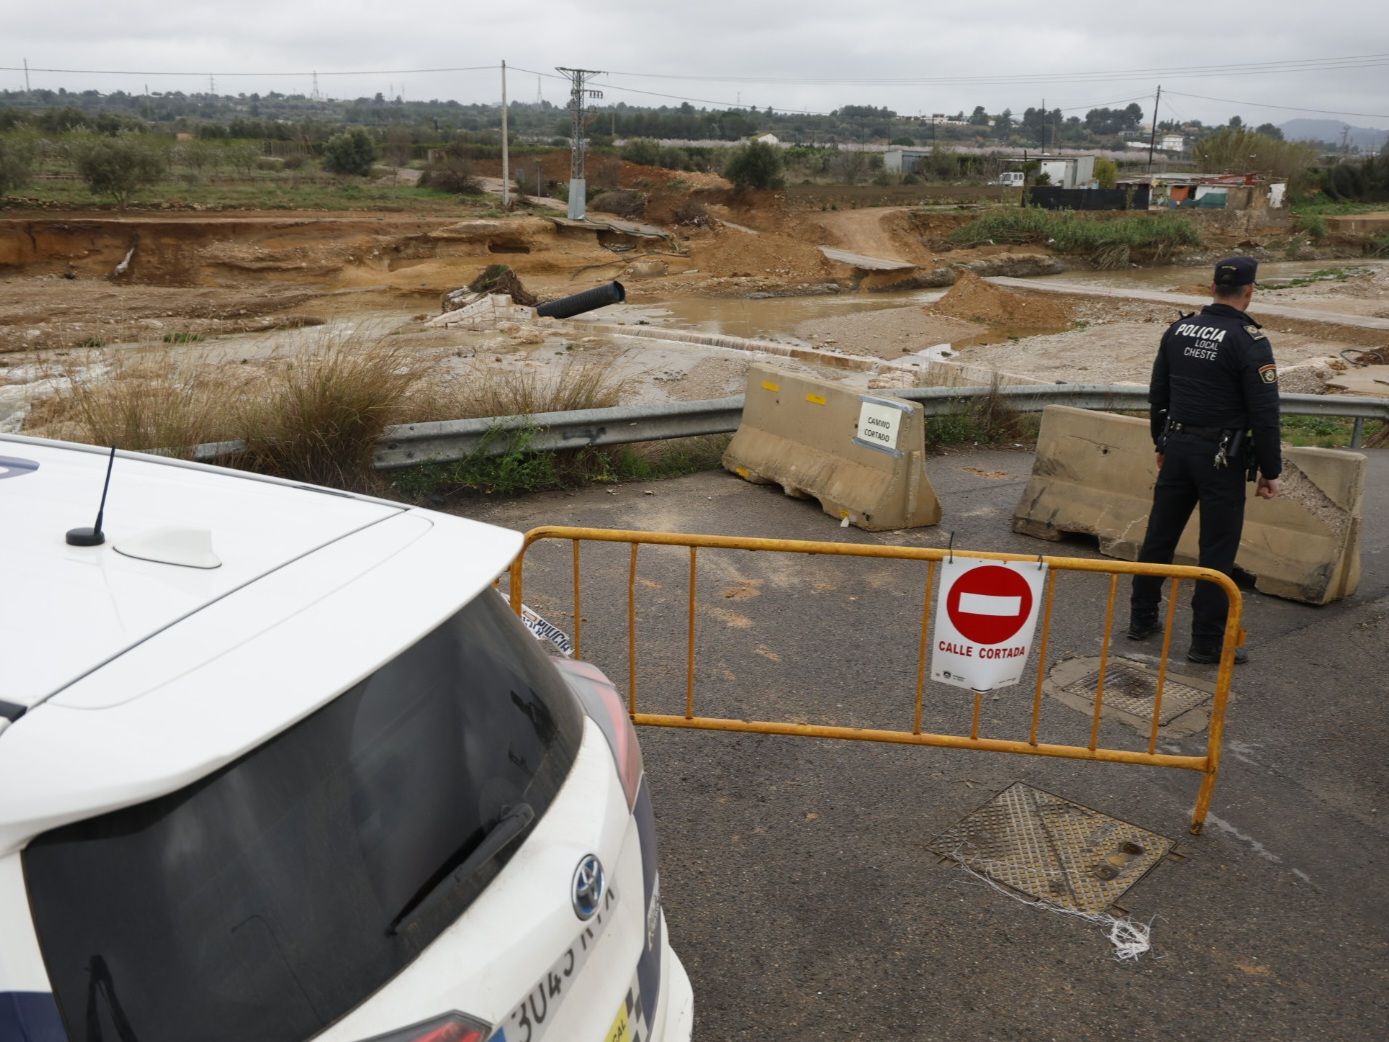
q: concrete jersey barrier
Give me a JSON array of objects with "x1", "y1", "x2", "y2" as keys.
[
  {"x1": 722, "y1": 365, "x2": 942, "y2": 531},
  {"x1": 1011, "y1": 406, "x2": 1363, "y2": 605}
]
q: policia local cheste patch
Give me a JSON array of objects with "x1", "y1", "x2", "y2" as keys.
[{"x1": 1259, "y1": 364, "x2": 1277, "y2": 384}]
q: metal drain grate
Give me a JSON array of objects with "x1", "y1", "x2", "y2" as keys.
[
  {"x1": 1065, "y1": 659, "x2": 1210, "y2": 724},
  {"x1": 932, "y1": 783, "x2": 1173, "y2": 915}
]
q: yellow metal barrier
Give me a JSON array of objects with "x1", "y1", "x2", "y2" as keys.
[{"x1": 509, "y1": 526, "x2": 1243, "y2": 835}]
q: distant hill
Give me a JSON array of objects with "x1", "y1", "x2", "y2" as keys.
[{"x1": 1280, "y1": 118, "x2": 1388, "y2": 151}]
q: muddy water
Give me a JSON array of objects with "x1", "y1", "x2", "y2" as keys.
[{"x1": 578, "y1": 291, "x2": 947, "y2": 344}]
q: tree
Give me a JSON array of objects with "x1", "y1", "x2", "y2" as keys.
[
  {"x1": 1254, "y1": 123, "x2": 1284, "y2": 141},
  {"x1": 71, "y1": 133, "x2": 170, "y2": 206},
  {"x1": 1193, "y1": 127, "x2": 1318, "y2": 183},
  {"x1": 968, "y1": 105, "x2": 990, "y2": 126},
  {"x1": 723, "y1": 140, "x2": 784, "y2": 190},
  {"x1": 620, "y1": 138, "x2": 662, "y2": 166},
  {"x1": 829, "y1": 148, "x2": 869, "y2": 184},
  {"x1": 0, "y1": 131, "x2": 37, "y2": 195},
  {"x1": 322, "y1": 128, "x2": 378, "y2": 176},
  {"x1": 992, "y1": 108, "x2": 1013, "y2": 140},
  {"x1": 1093, "y1": 156, "x2": 1118, "y2": 188},
  {"x1": 1228, "y1": 115, "x2": 1243, "y2": 129}
]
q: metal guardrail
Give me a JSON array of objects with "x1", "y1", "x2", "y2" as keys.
[{"x1": 191, "y1": 384, "x2": 1389, "y2": 468}]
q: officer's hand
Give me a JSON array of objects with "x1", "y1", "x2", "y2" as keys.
[
  {"x1": 1256, "y1": 477, "x2": 1280, "y2": 499},
  {"x1": 1155, "y1": 452, "x2": 1164, "y2": 473}
]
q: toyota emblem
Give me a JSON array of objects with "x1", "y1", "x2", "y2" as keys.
[{"x1": 572, "y1": 854, "x2": 605, "y2": 920}]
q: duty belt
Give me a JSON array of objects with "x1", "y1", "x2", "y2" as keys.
[{"x1": 1168, "y1": 420, "x2": 1225, "y2": 440}]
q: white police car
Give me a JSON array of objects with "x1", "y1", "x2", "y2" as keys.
[{"x1": 0, "y1": 435, "x2": 693, "y2": 1042}]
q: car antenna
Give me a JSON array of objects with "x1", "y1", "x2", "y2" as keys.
[{"x1": 66, "y1": 446, "x2": 117, "y2": 547}]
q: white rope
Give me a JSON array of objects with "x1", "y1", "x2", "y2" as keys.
[{"x1": 950, "y1": 855, "x2": 1157, "y2": 962}]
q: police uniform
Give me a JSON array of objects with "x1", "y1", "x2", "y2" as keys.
[{"x1": 1129, "y1": 256, "x2": 1282, "y2": 660}]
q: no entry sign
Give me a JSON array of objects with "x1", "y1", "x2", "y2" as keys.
[{"x1": 931, "y1": 559, "x2": 1048, "y2": 692}]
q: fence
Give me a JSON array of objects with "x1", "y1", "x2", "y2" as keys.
[
  {"x1": 508, "y1": 526, "x2": 1244, "y2": 834},
  {"x1": 189, "y1": 384, "x2": 1389, "y2": 468},
  {"x1": 1027, "y1": 186, "x2": 1151, "y2": 211}
]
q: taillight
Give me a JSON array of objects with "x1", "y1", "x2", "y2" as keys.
[
  {"x1": 356, "y1": 1012, "x2": 490, "y2": 1042},
  {"x1": 554, "y1": 659, "x2": 643, "y2": 807}
]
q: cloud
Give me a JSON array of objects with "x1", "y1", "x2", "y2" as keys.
[{"x1": 7, "y1": 0, "x2": 1388, "y2": 128}]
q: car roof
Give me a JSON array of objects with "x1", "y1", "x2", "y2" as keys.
[{"x1": 0, "y1": 436, "x2": 508, "y2": 713}]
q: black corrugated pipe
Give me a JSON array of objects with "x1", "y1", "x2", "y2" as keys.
[{"x1": 536, "y1": 281, "x2": 626, "y2": 319}]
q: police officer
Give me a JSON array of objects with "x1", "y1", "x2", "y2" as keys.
[{"x1": 1127, "y1": 256, "x2": 1282, "y2": 664}]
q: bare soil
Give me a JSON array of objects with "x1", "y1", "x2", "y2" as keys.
[
  {"x1": 3, "y1": 169, "x2": 1386, "y2": 432},
  {"x1": 927, "y1": 271, "x2": 1072, "y2": 332}
]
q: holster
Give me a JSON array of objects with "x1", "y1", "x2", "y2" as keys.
[{"x1": 1241, "y1": 433, "x2": 1258, "y2": 481}]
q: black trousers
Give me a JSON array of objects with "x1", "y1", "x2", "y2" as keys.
[{"x1": 1130, "y1": 432, "x2": 1247, "y2": 645}]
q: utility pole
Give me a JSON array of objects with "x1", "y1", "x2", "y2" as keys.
[
  {"x1": 209, "y1": 75, "x2": 216, "y2": 96},
  {"x1": 1147, "y1": 84, "x2": 1162, "y2": 172},
  {"x1": 311, "y1": 71, "x2": 321, "y2": 102},
  {"x1": 1040, "y1": 98, "x2": 1046, "y2": 152},
  {"x1": 556, "y1": 66, "x2": 604, "y2": 220},
  {"x1": 23, "y1": 58, "x2": 30, "y2": 93},
  {"x1": 501, "y1": 60, "x2": 510, "y2": 209}
]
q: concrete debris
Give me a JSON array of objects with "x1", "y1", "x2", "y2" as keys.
[{"x1": 431, "y1": 293, "x2": 541, "y2": 331}]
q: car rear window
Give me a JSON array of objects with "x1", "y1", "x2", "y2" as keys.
[{"x1": 23, "y1": 591, "x2": 583, "y2": 1042}]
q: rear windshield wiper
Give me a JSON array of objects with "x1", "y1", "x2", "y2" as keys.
[{"x1": 386, "y1": 802, "x2": 535, "y2": 936}]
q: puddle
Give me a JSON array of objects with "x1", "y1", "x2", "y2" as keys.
[{"x1": 574, "y1": 290, "x2": 947, "y2": 343}]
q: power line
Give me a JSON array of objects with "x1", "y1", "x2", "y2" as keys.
[
  {"x1": 0, "y1": 63, "x2": 499, "y2": 77},
  {"x1": 1165, "y1": 90, "x2": 1389, "y2": 120},
  {"x1": 599, "y1": 52, "x2": 1389, "y2": 86}
]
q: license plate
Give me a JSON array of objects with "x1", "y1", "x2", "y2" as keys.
[
  {"x1": 488, "y1": 886, "x2": 616, "y2": 1042},
  {"x1": 520, "y1": 603, "x2": 575, "y2": 658}
]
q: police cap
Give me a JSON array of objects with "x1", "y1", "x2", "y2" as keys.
[{"x1": 1213, "y1": 255, "x2": 1258, "y2": 287}]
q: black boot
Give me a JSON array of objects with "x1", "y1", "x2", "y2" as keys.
[
  {"x1": 1186, "y1": 643, "x2": 1248, "y2": 665},
  {"x1": 1127, "y1": 616, "x2": 1160, "y2": 641}
]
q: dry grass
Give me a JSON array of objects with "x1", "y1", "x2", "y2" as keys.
[
  {"x1": 233, "y1": 338, "x2": 430, "y2": 488},
  {"x1": 25, "y1": 351, "x2": 245, "y2": 453},
  {"x1": 25, "y1": 339, "x2": 633, "y2": 490},
  {"x1": 439, "y1": 356, "x2": 633, "y2": 419}
]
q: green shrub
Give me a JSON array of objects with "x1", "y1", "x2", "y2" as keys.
[
  {"x1": 322, "y1": 129, "x2": 378, "y2": 177},
  {"x1": 70, "y1": 133, "x2": 170, "y2": 206},
  {"x1": 1093, "y1": 157, "x2": 1118, "y2": 189},
  {"x1": 620, "y1": 138, "x2": 662, "y2": 166},
  {"x1": 948, "y1": 208, "x2": 1201, "y2": 266},
  {"x1": 1294, "y1": 212, "x2": 1329, "y2": 240},
  {"x1": 0, "y1": 131, "x2": 37, "y2": 195},
  {"x1": 421, "y1": 151, "x2": 482, "y2": 195},
  {"x1": 724, "y1": 140, "x2": 785, "y2": 191}
]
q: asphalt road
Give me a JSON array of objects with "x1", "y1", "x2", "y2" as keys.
[{"x1": 459, "y1": 445, "x2": 1388, "y2": 1042}]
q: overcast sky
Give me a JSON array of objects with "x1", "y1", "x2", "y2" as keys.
[{"x1": 7, "y1": 1, "x2": 1389, "y2": 131}]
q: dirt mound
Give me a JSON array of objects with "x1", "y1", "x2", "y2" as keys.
[
  {"x1": 928, "y1": 271, "x2": 1071, "y2": 331},
  {"x1": 1170, "y1": 282, "x2": 1213, "y2": 296},
  {"x1": 687, "y1": 225, "x2": 831, "y2": 282}
]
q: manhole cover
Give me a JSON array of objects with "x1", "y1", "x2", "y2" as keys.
[
  {"x1": 932, "y1": 783, "x2": 1174, "y2": 915},
  {"x1": 1064, "y1": 659, "x2": 1211, "y2": 725}
]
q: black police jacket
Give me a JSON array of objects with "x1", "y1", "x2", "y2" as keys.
[{"x1": 1149, "y1": 302, "x2": 1282, "y2": 479}]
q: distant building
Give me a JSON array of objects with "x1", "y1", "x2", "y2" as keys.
[
  {"x1": 1160, "y1": 133, "x2": 1185, "y2": 152},
  {"x1": 754, "y1": 133, "x2": 780, "y2": 145},
  {"x1": 1117, "y1": 173, "x2": 1288, "y2": 210},
  {"x1": 998, "y1": 153, "x2": 1096, "y2": 188}
]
